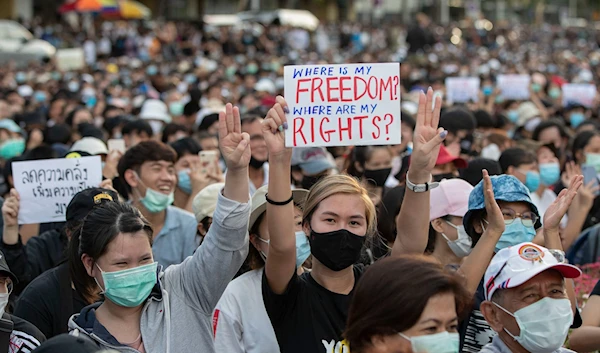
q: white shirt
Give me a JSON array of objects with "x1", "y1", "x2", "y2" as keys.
[
  {"x1": 530, "y1": 188, "x2": 568, "y2": 228},
  {"x1": 213, "y1": 268, "x2": 280, "y2": 353},
  {"x1": 249, "y1": 162, "x2": 269, "y2": 196}
]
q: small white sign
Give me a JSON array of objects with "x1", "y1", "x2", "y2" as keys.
[
  {"x1": 562, "y1": 84, "x2": 597, "y2": 108},
  {"x1": 12, "y1": 156, "x2": 103, "y2": 224},
  {"x1": 445, "y1": 77, "x2": 481, "y2": 103},
  {"x1": 497, "y1": 75, "x2": 531, "y2": 100}
]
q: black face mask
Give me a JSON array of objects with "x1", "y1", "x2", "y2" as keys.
[
  {"x1": 249, "y1": 156, "x2": 266, "y2": 169},
  {"x1": 309, "y1": 229, "x2": 366, "y2": 271},
  {"x1": 363, "y1": 168, "x2": 392, "y2": 187},
  {"x1": 433, "y1": 173, "x2": 456, "y2": 182},
  {"x1": 301, "y1": 174, "x2": 324, "y2": 190}
]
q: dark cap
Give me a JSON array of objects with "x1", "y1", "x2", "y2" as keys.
[
  {"x1": 0, "y1": 251, "x2": 17, "y2": 284},
  {"x1": 31, "y1": 333, "x2": 99, "y2": 353},
  {"x1": 66, "y1": 188, "x2": 118, "y2": 223}
]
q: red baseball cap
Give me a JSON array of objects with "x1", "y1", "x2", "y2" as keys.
[{"x1": 436, "y1": 145, "x2": 467, "y2": 168}]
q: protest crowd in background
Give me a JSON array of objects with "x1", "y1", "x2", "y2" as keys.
[{"x1": 1, "y1": 6, "x2": 600, "y2": 353}]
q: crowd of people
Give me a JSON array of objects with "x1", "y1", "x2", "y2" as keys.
[{"x1": 0, "y1": 10, "x2": 597, "y2": 353}]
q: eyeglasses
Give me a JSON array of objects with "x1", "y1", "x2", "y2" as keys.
[
  {"x1": 486, "y1": 249, "x2": 564, "y2": 296},
  {"x1": 500, "y1": 208, "x2": 538, "y2": 227}
]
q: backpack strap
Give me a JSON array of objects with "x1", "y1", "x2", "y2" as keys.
[{"x1": 0, "y1": 314, "x2": 13, "y2": 353}]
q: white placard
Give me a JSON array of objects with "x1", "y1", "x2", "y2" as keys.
[
  {"x1": 562, "y1": 84, "x2": 597, "y2": 108},
  {"x1": 497, "y1": 74, "x2": 531, "y2": 100},
  {"x1": 284, "y1": 63, "x2": 401, "y2": 147},
  {"x1": 12, "y1": 156, "x2": 102, "y2": 224},
  {"x1": 55, "y1": 48, "x2": 86, "y2": 71},
  {"x1": 445, "y1": 77, "x2": 481, "y2": 103}
]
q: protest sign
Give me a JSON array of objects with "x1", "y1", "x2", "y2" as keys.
[
  {"x1": 445, "y1": 77, "x2": 480, "y2": 103},
  {"x1": 284, "y1": 63, "x2": 401, "y2": 147},
  {"x1": 497, "y1": 75, "x2": 531, "y2": 100},
  {"x1": 55, "y1": 48, "x2": 86, "y2": 71},
  {"x1": 12, "y1": 156, "x2": 102, "y2": 224},
  {"x1": 562, "y1": 84, "x2": 597, "y2": 108}
]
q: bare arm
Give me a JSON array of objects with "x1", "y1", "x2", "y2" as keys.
[
  {"x1": 562, "y1": 181, "x2": 597, "y2": 250},
  {"x1": 458, "y1": 170, "x2": 505, "y2": 294},
  {"x1": 393, "y1": 88, "x2": 446, "y2": 255},
  {"x1": 543, "y1": 176, "x2": 583, "y2": 313},
  {"x1": 262, "y1": 97, "x2": 296, "y2": 294},
  {"x1": 570, "y1": 295, "x2": 600, "y2": 352}
]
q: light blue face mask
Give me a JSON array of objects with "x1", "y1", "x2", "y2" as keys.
[
  {"x1": 570, "y1": 113, "x2": 586, "y2": 128},
  {"x1": 0, "y1": 139, "x2": 25, "y2": 160},
  {"x1": 295, "y1": 231, "x2": 311, "y2": 268},
  {"x1": 539, "y1": 163, "x2": 560, "y2": 186},
  {"x1": 585, "y1": 153, "x2": 600, "y2": 174},
  {"x1": 135, "y1": 174, "x2": 174, "y2": 213},
  {"x1": 177, "y1": 169, "x2": 192, "y2": 194},
  {"x1": 399, "y1": 331, "x2": 459, "y2": 353},
  {"x1": 96, "y1": 262, "x2": 158, "y2": 307},
  {"x1": 519, "y1": 170, "x2": 540, "y2": 193},
  {"x1": 169, "y1": 102, "x2": 185, "y2": 116},
  {"x1": 483, "y1": 86, "x2": 493, "y2": 96},
  {"x1": 507, "y1": 110, "x2": 519, "y2": 123},
  {"x1": 495, "y1": 219, "x2": 536, "y2": 252}
]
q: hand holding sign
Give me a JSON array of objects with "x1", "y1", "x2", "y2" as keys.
[
  {"x1": 408, "y1": 88, "x2": 445, "y2": 183},
  {"x1": 2, "y1": 189, "x2": 19, "y2": 228},
  {"x1": 262, "y1": 96, "x2": 291, "y2": 163},
  {"x1": 218, "y1": 103, "x2": 251, "y2": 171}
]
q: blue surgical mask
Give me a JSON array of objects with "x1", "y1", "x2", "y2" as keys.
[
  {"x1": 34, "y1": 91, "x2": 47, "y2": 103},
  {"x1": 539, "y1": 163, "x2": 560, "y2": 186},
  {"x1": 531, "y1": 83, "x2": 542, "y2": 93},
  {"x1": 399, "y1": 331, "x2": 459, "y2": 353},
  {"x1": 586, "y1": 153, "x2": 600, "y2": 173},
  {"x1": 295, "y1": 231, "x2": 311, "y2": 268},
  {"x1": 495, "y1": 220, "x2": 536, "y2": 252},
  {"x1": 177, "y1": 169, "x2": 192, "y2": 194},
  {"x1": 96, "y1": 262, "x2": 158, "y2": 307},
  {"x1": 0, "y1": 139, "x2": 25, "y2": 160},
  {"x1": 570, "y1": 113, "x2": 586, "y2": 128},
  {"x1": 507, "y1": 110, "x2": 519, "y2": 123},
  {"x1": 519, "y1": 170, "x2": 540, "y2": 193},
  {"x1": 483, "y1": 86, "x2": 494, "y2": 96},
  {"x1": 169, "y1": 102, "x2": 185, "y2": 116},
  {"x1": 549, "y1": 87, "x2": 561, "y2": 99},
  {"x1": 146, "y1": 65, "x2": 158, "y2": 76}
]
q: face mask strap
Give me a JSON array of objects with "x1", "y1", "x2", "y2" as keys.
[
  {"x1": 397, "y1": 332, "x2": 411, "y2": 342},
  {"x1": 94, "y1": 264, "x2": 106, "y2": 294},
  {"x1": 493, "y1": 301, "x2": 521, "y2": 339}
]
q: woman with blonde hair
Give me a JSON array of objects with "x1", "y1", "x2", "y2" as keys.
[{"x1": 260, "y1": 89, "x2": 450, "y2": 353}]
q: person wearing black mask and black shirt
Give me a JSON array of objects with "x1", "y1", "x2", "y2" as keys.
[
  {"x1": 345, "y1": 145, "x2": 393, "y2": 206},
  {"x1": 291, "y1": 147, "x2": 337, "y2": 191},
  {"x1": 439, "y1": 107, "x2": 477, "y2": 158},
  {"x1": 241, "y1": 114, "x2": 268, "y2": 195},
  {"x1": 260, "y1": 90, "x2": 445, "y2": 353},
  {"x1": 12, "y1": 188, "x2": 119, "y2": 339}
]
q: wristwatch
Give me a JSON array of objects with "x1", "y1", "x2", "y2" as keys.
[
  {"x1": 405, "y1": 174, "x2": 439, "y2": 193},
  {"x1": 549, "y1": 249, "x2": 567, "y2": 264}
]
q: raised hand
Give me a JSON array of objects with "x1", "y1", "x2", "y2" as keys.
[
  {"x1": 482, "y1": 169, "x2": 505, "y2": 236},
  {"x1": 218, "y1": 103, "x2": 251, "y2": 171},
  {"x1": 262, "y1": 96, "x2": 291, "y2": 163},
  {"x1": 561, "y1": 161, "x2": 581, "y2": 188},
  {"x1": 544, "y1": 175, "x2": 584, "y2": 230},
  {"x1": 2, "y1": 189, "x2": 19, "y2": 228},
  {"x1": 408, "y1": 87, "x2": 446, "y2": 183},
  {"x1": 571, "y1": 180, "x2": 599, "y2": 212}
]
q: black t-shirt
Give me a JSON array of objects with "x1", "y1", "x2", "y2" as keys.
[
  {"x1": 262, "y1": 265, "x2": 364, "y2": 353},
  {"x1": 14, "y1": 263, "x2": 87, "y2": 339}
]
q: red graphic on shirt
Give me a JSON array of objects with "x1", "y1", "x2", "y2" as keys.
[{"x1": 212, "y1": 309, "x2": 220, "y2": 338}]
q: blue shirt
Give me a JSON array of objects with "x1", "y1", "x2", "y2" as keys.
[{"x1": 152, "y1": 205, "x2": 197, "y2": 268}]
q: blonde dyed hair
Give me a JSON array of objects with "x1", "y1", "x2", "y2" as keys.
[{"x1": 303, "y1": 174, "x2": 377, "y2": 237}]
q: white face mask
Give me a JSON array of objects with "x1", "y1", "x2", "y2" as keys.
[
  {"x1": 0, "y1": 292, "x2": 9, "y2": 318},
  {"x1": 399, "y1": 331, "x2": 459, "y2": 353},
  {"x1": 494, "y1": 297, "x2": 572, "y2": 353},
  {"x1": 441, "y1": 221, "x2": 473, "y2": 258}
]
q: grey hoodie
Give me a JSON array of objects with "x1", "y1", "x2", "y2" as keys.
[{"x1": 68, "y1": 192, "x2": 250, "y2": 353}]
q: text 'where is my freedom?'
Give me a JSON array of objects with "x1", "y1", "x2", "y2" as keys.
[{"x1": 284, "y1": 63, "x2": 402, "y2": 148}]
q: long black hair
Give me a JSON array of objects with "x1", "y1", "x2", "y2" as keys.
[{"x1": 68, "y1": 201, "x2": 153, "y2": 304}]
